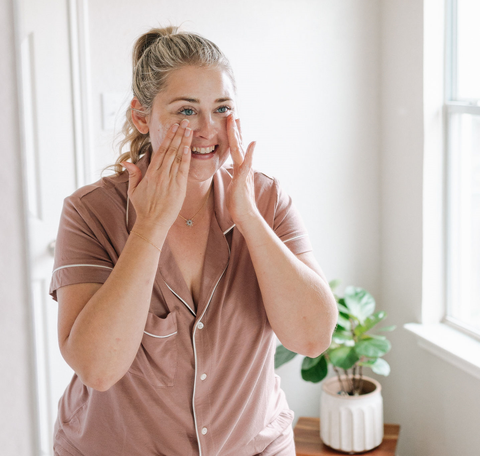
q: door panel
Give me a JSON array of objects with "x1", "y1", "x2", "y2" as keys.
[{"x1": 17, "y1": 1, "x2": 84, "y2": 454}]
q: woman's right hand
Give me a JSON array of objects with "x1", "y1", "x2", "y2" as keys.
[{"x1": 121, "y1": 119, "x2": 192, "y2": 231}]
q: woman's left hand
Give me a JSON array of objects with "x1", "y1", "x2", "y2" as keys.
[{"x1": 225, "y1": 113, "x2": 258, "y2": 226}]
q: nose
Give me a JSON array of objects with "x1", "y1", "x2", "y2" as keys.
[{"x1": 194, "y1": 113, "x2": 216, "y2": 140}]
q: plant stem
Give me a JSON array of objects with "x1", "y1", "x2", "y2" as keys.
[
  {"x1": 343, "y1": 368, "x2": 353, "y2": 394},
  {"x1": 352, "y1": 365, "x2": 357, "y2": 392},
  {"x1": 349, "y1": 318, "x2": 357, "y2": 395},
  {"x1": 332, "y1": 365, "x2": 348, "y2": 395},
  {"x1": 325, "y1": 352, "x2": 349, "y2": 395},
  {"x1": 358, "y1": 365, "x2": 364, "y2": 394}
]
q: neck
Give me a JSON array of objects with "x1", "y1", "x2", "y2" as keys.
[{"x1": 179, "y1": 177, "x2": 213, "y2": 219}]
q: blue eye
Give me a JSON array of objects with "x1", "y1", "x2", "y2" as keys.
[
  {"x1": 180, "y1": 108, "x2": 195, "y2": 116},
  {"x1": 217, "y1": 106, "x2": 230, "y2": 113}
]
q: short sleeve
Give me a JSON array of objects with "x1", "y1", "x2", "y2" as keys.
[
  {"x1": 49, "y1": 196, "x2": 114, "y2": 302},
  {"x1": 272, "y1": 177, "x2": 314, "y2": 255}
]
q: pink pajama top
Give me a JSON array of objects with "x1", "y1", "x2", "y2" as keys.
[{"x1": 49, "y1": 149, "x2": 313, "y2": 456}]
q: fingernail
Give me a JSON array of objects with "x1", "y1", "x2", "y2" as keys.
[
  {"x1": 172, "y1": 123, "x2": 179, "y2": 132},
  {"x1": 184, "y1": 146, "x2": 189, "y2": 155},
  {"x1": 181, "y1": 119, "x2": 189, "y2": 128},
  {"x1": 185, "y1": 128, "x2": 191, "y2": 137}
]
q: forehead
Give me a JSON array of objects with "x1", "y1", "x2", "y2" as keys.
[{"x1": 157, "y1": 65, "x2": 236, "y2": 104}]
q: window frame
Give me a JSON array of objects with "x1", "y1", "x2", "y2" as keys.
[{"x1": 443, "y1": 0, "x2": 480, "y2": 341}]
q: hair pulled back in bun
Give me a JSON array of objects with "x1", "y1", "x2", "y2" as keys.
[{"x1": 104, "y1": 26, "x2": 235, "y2": 176}]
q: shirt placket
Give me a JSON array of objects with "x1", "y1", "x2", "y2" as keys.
[{"x1": 191, "y1": 221, "x2": 232, "y2": 456}]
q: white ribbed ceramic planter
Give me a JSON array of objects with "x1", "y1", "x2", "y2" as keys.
[{"x1": 320, "y1": 375, "x2": 383, "y2": 453}]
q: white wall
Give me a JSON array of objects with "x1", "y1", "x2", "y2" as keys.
[
  {"x1": 88, "y1": 0, "x2": 381, "y2": 422},
  {"x1": 0, "y1": 0, "x2": 37, "y2": 455}
]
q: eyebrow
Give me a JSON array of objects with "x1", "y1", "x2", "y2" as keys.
[{"x1": 168, "y1": 97, "x2": 233, "y2": 105}]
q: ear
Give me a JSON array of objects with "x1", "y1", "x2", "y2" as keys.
[{"x1": 130, "y1": 97, "x2": 150, "y2": 134}]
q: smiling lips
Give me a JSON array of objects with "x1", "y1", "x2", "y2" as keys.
[{"x1": 191, "y1": 145, "x2": 216, "y2": 154}]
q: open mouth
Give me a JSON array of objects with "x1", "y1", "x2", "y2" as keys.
[{"x1": 191, "y1": 145, "x2": 218, "y2": 155}]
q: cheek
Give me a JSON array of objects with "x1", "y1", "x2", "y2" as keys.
[
  {"x1": 150, "y1": 121, "x2": 173, "y2": 148},
  {"x1": 217, "y1": 118, "x2": 229, "y2": 143}
]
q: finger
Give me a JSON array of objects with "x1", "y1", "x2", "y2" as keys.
[
  {"x1": 227, "y1": 113, "x2": 244, "y2": 167},
  {"x1": 148, "y1": 122, "x2": 180, "y2": 173},
  {"x1": 235, "y1": 118, "x2": 243, "y2": 141},
  {"x1": 236, "y1": 141, "x2": 255, "y2": 179},
  {"x1": 243, "y1": 141, "x2": 255, "y2": 172},
  {"x1": 176, "y1": 144, "x2": 192, "y2": 181},
  {"x1": 121, "y1": 162, "x2": 143, "y2": 192},
  {"x1": 166, "y1": 123, "x2": 193, "y2": 176},
  {"x1": 161, "y1": 119, "x2": 191, "y2": 171},
  {"x1": 233, "y1": 118, "x2": 245, "y2": 158},
  {"x1": 169, "y1": 129, "x2": 193, "y2": 177}
]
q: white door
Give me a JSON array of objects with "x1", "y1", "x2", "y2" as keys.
[{"x1": 17, "y1": 0, "x2": 91, "y2": 454}]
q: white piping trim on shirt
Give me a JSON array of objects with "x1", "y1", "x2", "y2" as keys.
[
  {"x1": 283, "y1": 234, "x2": 307, "y2": 243},
  {"x1": 143, "y1": 330, "x2": 177, "y2": 338},
  {"x1": 52, "y1": 264, "x2": 114, "y2": 274},
  {"x1": 164, "y1": 281, "x2": 196, "y2": 317},
  {"x1": 223, "y1": 224, "x2": 235, "y2": 235},
  {"x1": 126, "y1": 194, "x2": 130, "y2": 228},
  {"x1": 191, "y1": 233, "x2": 231, "y2": 456}
]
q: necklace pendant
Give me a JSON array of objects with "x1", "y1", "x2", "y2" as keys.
[{"x1": 186, "y1": 219, "x2": 194, "y2": 227}]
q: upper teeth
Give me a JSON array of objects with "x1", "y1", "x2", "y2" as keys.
[{"x1": 192, "y1": 146, "x2": 215, "y2": 154}]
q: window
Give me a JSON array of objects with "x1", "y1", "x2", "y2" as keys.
[{"x1": 445, "y1": 0, "x2": 480, "y2": 339}]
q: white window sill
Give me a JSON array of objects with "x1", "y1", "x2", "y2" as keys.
[{"x1": 404, "y1": 322, "x2": 480, "y2": 381}]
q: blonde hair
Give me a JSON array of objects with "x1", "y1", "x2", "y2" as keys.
[{"x1": 103, "y1": 26, "x2": 236, "y2": 177}]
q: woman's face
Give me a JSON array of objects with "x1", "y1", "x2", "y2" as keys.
[{"x1": 144, "y1": 65, "x2": 236, "y2": 183}]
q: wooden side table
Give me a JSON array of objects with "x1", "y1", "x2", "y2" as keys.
[{"x1": 293, "y1": 417, "x2": 400, "y2": 455}]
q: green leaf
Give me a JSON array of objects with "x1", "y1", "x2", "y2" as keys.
[
  {"x1": 336, "y1": 314, "x2": 351, "y2": 331},
  {"x1": 328, "y1": 347, "x2": 359, "y2": 370},
  {"x1": 354, "y1": 311, "x2": 386, "y2": 336},
  {"x1": 302, "y1": 354, "x2": 323, "y2": 370},
  {"x1": 329, "y1": 279, "x2": 341, "y2": 291},
  {"x1": 332, "y1": 329, "x2": 353, "y2": 344},
  {"x1": 337, "y1": 303, "x2": 350, "y2": 315},
  {"x1": 301, "y1": 355, "x2": 328, "y2": 383},
  {"x1": 344, "y1": 286, "x2": 376, "y2": 324},
  {"x1": 357, "y1": 358, "x2": 377, "y2": 367},
  {"x1": 337, "y1": 298, "x2": 350, "y2": 314},
  {"x1": 274, "y1": 345, "x2": 297, "y2": 369},
  {"x1": 376, "y1": 325, "x2": 396, "y2": 332},
  {"x1": 370, "y1": 358, "x2": 390, "y2": 376},
  {"x1": 357, "y1": 357, "x2": 390, "y2": 375},
  {"x1": 355, "y1": 338, "x2": 391, "y2": 358}
]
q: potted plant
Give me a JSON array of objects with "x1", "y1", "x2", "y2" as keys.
[{"x1": 275, "y1": 280, "x2": 396, "y2": 453}]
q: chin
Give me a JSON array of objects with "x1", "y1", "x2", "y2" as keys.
[
  {"x1": 187, "y1": 162, "x2": 218, "y2": 183},
  {"x1": 190, "y1": 152, "x2": 229, "y2": 178}
]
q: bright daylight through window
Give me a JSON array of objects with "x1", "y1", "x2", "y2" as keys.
[{"x1": 445, "y1": 0, "x2": 480, "y2": 337}]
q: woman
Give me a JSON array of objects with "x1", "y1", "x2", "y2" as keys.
[{"x1": 49, "y1": 26, "x2": 337, "y2": 456}]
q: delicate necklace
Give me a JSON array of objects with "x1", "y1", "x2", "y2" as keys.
[{"x1": 177, "y1": 184, "x2": 212, "y2": 227}]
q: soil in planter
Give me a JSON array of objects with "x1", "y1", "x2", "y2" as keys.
[{"x1": 336, "y1": 379, "x2": 376, "y2": 396}]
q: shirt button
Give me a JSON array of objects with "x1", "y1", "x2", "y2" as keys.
[
  {"x1": 197, "y1": 322, "x2": 204, "y2": 329},
  {"x1": 200, "y1": 373, "x2": 207, "y2": 380},
  {"x1": 202, "y1": 427, "x2": 208, "y2": 435}
]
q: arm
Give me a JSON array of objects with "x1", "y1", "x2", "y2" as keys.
[
  {"x1": 58, "y1": 220, "x2": 167, "y2": 391},
  {"x1": 224, "y1": 113, "x2": 337, "y2": 358},
  {"x1": 56, "y1": 119, "x2": 193, "y2": 391},
  {"x1": 235, "y1": 212, "x2": 338, "y2": 358}
]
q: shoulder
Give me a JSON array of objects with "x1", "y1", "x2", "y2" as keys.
[
  {"x1": 221, "y1": 164, "x2": 279, "y2": 197},
  {"x1": 63, "y1": 171, "x2": 128, "y2": 218}
]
